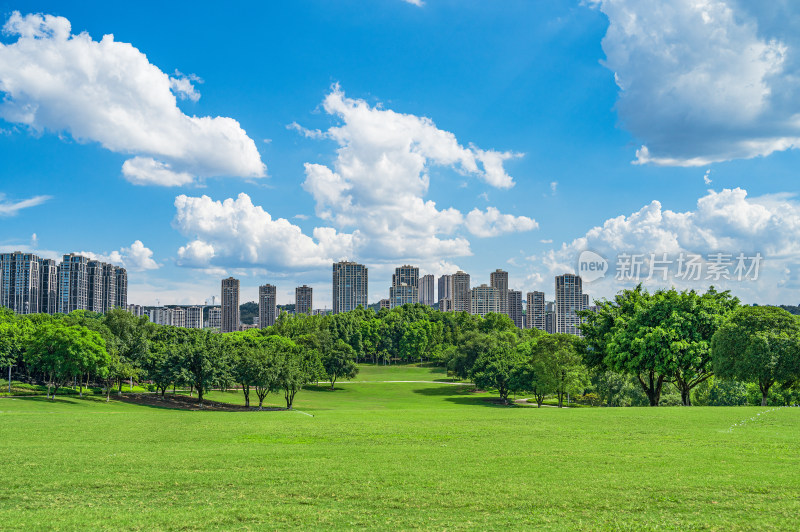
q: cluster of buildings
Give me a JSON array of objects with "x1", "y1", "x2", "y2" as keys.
[
  {"x1": 0, "y1": 251, "x2": 127, "y2": 315},
  {"x1": 215, "y1": 261, "x2": 593, "y2": 336},
  {"x1": 1, "y1": 251, "x2": 593, "y2": 337}
]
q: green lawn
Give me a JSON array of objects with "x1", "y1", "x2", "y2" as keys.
[{"x1": 1, "y1": 366, "x2": 799, "y2": 530}]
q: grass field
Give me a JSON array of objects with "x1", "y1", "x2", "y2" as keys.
[{"x1": 1, "y1": 365, "x2": 799, "y2": 530}]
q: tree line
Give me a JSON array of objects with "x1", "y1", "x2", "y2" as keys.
[{"x1": 2, "y1": 285, "x2": 799, "y2": 407}]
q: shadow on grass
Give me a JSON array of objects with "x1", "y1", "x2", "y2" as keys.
[{"x1": 412, "y1": 385, "x2": 517, "y2": 408}]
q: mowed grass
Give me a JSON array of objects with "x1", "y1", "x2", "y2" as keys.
[{"x1": 1, "y1": 365, "x2": 799, "y2": 530}]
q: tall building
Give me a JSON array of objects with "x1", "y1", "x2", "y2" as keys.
[
  {"x1": 58, "y1": 254, "x2": 89, "y2": 313},
  {"x1": 149, "y1": 307, "x2": 173, "y2": 326},
  {"x1": 437, "y1": 274, "x2": 453, "y2": 312},
  {"x1": 295, "y1": 285, "x2": 313, "y2": 315},
  {"x1": 221, "y1": 277, "x2": 240, "y2": 333},
  {"x1": 545, "y1": 302, "x2": 556, "y2": 334},
  {"x1": 471, "y1": 284, "x2": 499, "y2": 317},
  {"x1": 126, "y1": 304, "x2": 144, "y2": 317},
  {"x1": 490, "y1": 269, "x2": 509, "y2": 316},
  {"x1": 332, "y1": 261, "x2": 368, "y2": 314},
  {"x1": 39, "y1": 258, "x2": 58, "y2": 315},
  {"x1": 208, "y1": 307, "x2": 221, "y2": 329},
  {"x1": 172, "y1": 307, "x2": 186, "y2": 328},
  {"x1": 390, "y1": 264, "x2": 419, "y2": 308},
  {"x1": 419, "y1": 274, "x2": 435, "y2": 306},
  {"x1": 87, "y1": 260, "x2": 104, "y2": 313},
  {"x1": 526, "y1": 291, "x2": 546, "y2": 331},
  {"x1": 186, "y1": 306, "x2": 203, "y2": 328},
  {"x1": 379, "y1": 298, "x2": 390, "y2": 310},
  {"x1": 555, "y1": 274, "x2": 584, "y2": 336},
  {"x1": 582, "y1": 293, "x2": 590, "y2": 309},
  {"x1": 508, "y1": 289, "x2": 523, "y2": 328},
  {"x1": 452, "y1": 270, "x2": 471, "y2": 313},
  {"x1": 114, "y1": 267, "x2": 128, "y2": 310},
  {"x1": 0, "y1": 251, "x2": 41, "y2": 314},
  {"x1": 258, "y1": 283, "x2": 277, "y2": 328},
  {"x1": 100, "y1": 263, "x2": 118, "y2": 314}
]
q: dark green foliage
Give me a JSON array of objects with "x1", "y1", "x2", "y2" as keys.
[
  {"x1": 239, "y1": 302, "x2": 258, "y2": 325},
  {"x1": 712, "y1": 305, "x2": 800, "y2": 406}
]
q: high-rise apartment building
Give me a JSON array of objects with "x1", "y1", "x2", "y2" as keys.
[
  {"x1": 101, "y1": 263, "x2": 118, "y2": 314},
  {"x1": 490, "y1": 269, "x2": 509, "y2": 316},
  {"x1": 390, "y1": 264, "x2": 419, "y2": 308},
  {"x1": 258, "y1": 283, "x2": 277, "y2": 328},
  {"x1": 419, "y1": 274, "x2": 435, "y2": 306},
  {"x1": 332, "y1": 261, "x2": 368, "y2": 314},
  {"x1": 508, "y1": 289, "x2": 523, "y2": 328},
  {"x1": 555, "y1": 274, "x2": 584, "y2": 335},
  {"x1": 437, "y1": 274, "x2": 453, "y2": 311},
  {"x1": 526, "y1": 291, "x2": 546, "y2": 330},
  {"x1": 39, "y1": 258, "x2": 58, "y2": 315},
  {"x1": 545, "y1": 302, "x2": 556, "y2": 334},
  {"x1": 0, "y1": 251, "x2": 41, "y2": 314},
  {"x1": 471, "y1": 284, "x2": 499, "y2": 317},
  {"x1": 208, "y1": 307, "x2": 221, "y2": 329},
  {"x1": 58, "y1": 254, "x2": 89, "y2": 313},
  {"x1": 186, "y1": 306, "x2": 203, "y2": 328},
  {"x1": 221, "y1": 277, "x2": 240, "y2": 333},
  {"x1": 126, "y1": 304, "x2": 144, "y2": 317},
  {"x1": 452, "y1": 271, "x2": 471, "y2": 313},
  {"x1": 114, "y1": 268, "x2": 128, "y2": 309},
  {"x1": 295, "y1": 285, "x2": 313, "y2": 315},
  {"x1": 87, "y1": 260, "x2": 104, "y2": 313},
  {"x1": 379, "y1": 298, "x2": 390, "y2": 310},
  {"x1": 172, "y1": 307, "x2": 186, "y2": 328}
]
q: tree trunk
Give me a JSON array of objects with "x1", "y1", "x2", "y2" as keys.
[
  {"x1": 759, "y1": 381, "x2": 772, "y2": 407},
  {"x1": 680, "y1": 387, "x2": 692, "y2": 406},
  {"x1": 197, "y1": 386, "x2": 204, "y2": 406},
  {"x1": 637, "y1": 372, "x2": 664, "y2": 406}
]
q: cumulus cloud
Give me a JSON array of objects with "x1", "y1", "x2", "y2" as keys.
[
  {"x1": 294, "y1": 85, "x2": 533, "y2": 262},
  {"x1": 531, "y1": 187, "x2": 800, "y2": 303},
  {"x1": 173, "y1": 193, "x2": 357, "y2": 270},
  {"x1": 0, "y1": 193, "x2": 51, "y2": 216},
  {"x1": 80, "y1": 240, "x2": 160, "y2": 271},
  {"x1": 593, "y1": 0, "x2": 800, "y2": 165},
  {"x1": 0, "y1": 11, "x2": 265, "y2": 185},
  {"x1": 465, "y1": 207, "x2": 538, "y2": 238}
]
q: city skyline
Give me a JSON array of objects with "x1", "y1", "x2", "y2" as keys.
[{"x1": 3, "y1": 4, "x2": 800, "y2": 308}]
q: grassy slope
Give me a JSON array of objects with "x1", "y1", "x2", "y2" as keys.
[{"x1": 1, "y1": 365, "x2": 799, "y2": 530}]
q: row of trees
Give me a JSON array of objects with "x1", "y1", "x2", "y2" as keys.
[
  {"x1": 3, "y1": 285, "x2": 799, "y2": 408},
  {"x1": 581, "y1": 286, "x2": 800, "y2": 406},
  {"x1": 0, "y1": 308, "x2": 336, "y2": 408}
]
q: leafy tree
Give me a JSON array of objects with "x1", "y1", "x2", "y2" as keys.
[
  {"x1": 278, "y1": 338, "x2": 323, "y2": 409},
  {"x1": 322, "y1": 339, "x2": 358, "y2": 390},
  {"x1": 548, "y1": 334, "x2": 587, "y2": 407},
  {"x1": 25, "y1": 322, "x2": 108, "y2": 399},
  {"x1": 712, "y1": 306, "x2": 800, "y2": 406},
  {"x1": 470, "y1": 338, "x2": 523, "y2": 404},
  {"x1": 182, "y1": 330, "x2": 225, "y2": 406}
]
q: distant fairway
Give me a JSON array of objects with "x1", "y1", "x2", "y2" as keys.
[{"x1": 1, "y1": 365, "x2": 799, "y2": 530}]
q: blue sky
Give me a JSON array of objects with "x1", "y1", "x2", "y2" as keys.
[{"x1": 2, "y1": 1, "x2": 800, "y2": 307}]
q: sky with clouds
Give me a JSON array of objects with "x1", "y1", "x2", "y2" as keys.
[{"x1": 2, "y1": 0, "x2": 800, "y2": 307}]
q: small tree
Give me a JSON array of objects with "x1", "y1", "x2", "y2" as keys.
[
  {"x1": 25, "y1": 323, "x2": 107, "y2": 399},
  {"x1": 470, "y1": 339, "x2": 524, "y2": 404},
  {"x1": 278, "y1": 338, "x2": 323, "y2": 409},
  {"x1": 712, "y1": 306, "x2": 800, "y2": 406},
  {"x1": 322, "y1": 339, "x2": 358, "y2": 390}
]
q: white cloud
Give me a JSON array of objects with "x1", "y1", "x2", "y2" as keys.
[
  {"x1": 80, "y1": 240, "x2": 160, "y2": 271},
  {"x1": 0, "y1": 11, "x2": 265, "y2": 186},
  {"x1": 295, "y1": 85, "x2": 532, "y2": 262},
  {"x1": 465, "y1": 207, "x2": 538, "y2": 238},
  {"x1": 0, "y1": 193, "x2": 51, "y2": 216},
  {"x1": 593, "y1": 0, "x2": 800, "y2": 165},
  {"x1": 703, "y1": 169, "x2": 713, "y2": 185},
  {"x1": 550, "y1": 181, "x2": 558, "y2": 194},
  {"x1": 531, "y1": 187, "x2": 800, "y2": 302},
  {"x1": 173, "y1": 193, "x2": 356, "y2": 270},
  {"x1": 402, "y1": 0, "x2": 425, "y2": 6}
]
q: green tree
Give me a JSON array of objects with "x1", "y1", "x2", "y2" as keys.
[
  {"x1": 278, "y1": 337, "x2": 323, "y2": 409},
  {"x1": 712, "y1": 306, "x2": 800, "y2": 406},
  {"x1": 25, "y1": 322, "x2": 108, "y2": 399},
  {"x1": 322, "y1": 339, "x2": 358, "y2": 390},
  {"x1": 470, "y1": 338, "x2": 523, "y2": 404}
]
